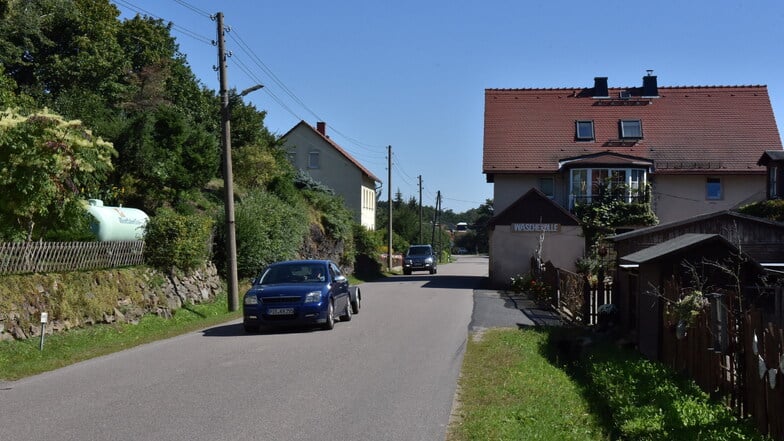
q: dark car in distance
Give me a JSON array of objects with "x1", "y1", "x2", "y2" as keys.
[
  {"x1": 403, "y1": 244, "x2": 437, "y2": 275},
  {"x1": 243, "y1": 260, "x2": 355, "y2": 332}
]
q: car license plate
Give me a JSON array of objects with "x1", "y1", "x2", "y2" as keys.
[{"x1": 268, "y1": 307, "x2": 294, "y2": 315}]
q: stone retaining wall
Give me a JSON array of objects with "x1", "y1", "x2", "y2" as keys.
[{"x1": 0, "y1": 263, "x2": 224, "y2": 341}]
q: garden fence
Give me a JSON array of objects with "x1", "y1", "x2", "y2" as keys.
[
  {"x1": 0, "y1": 241, "x2": 145, "y2": 275},
  {"x1": 660, "y1": 286, "x2": 784, "y2": 441}
]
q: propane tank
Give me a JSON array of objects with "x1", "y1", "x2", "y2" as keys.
[{"x1": 86, "y1": 199, "x2": 149, "y2": 241}]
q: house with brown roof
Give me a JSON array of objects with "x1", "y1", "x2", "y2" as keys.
[
  {"x1": 280, "y1": 121, "x2": 381, "y2": 230},
  {"x1": 483, "y1": 73, "x2": 783, "y2": 284}
]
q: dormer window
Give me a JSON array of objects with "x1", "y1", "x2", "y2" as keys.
[
  {"x1": 575, "y1": 120, "x2": 594, "y2": 141},
  {"x1": 620, "y1": 120, "x2": 642, "y2": 139}
]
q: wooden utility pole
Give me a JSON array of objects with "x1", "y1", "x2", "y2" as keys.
[
  {"x1": 216, "y1": 12, "x2": 239, "y2": 312},
  {"x1": 387, "y1": 145, "x2": 392, "y2": 270},
  {"x1": 418, "y1": 175, "x2": 423, "y2": 244}
]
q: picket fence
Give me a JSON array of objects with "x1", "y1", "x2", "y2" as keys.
[{"x1": 0, "y1": 241, "x2": 145, "y2": 275}]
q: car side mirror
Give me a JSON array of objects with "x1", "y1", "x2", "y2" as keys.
[{"x1": 334, "y1": 275, "x2": 347, "y2": 283}]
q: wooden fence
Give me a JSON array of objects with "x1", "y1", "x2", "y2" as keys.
[
  {"x1": 542, "y1": 261, "x2": 784, "y2": 439},
  {"x1": 541, "y1": 262, "x2": 613, "y2": 325},
  {"x1": 0, "y1": 241, "x2": 145, "y2": 275},
  {"x1": 660, "y1": 287, "x2": 784, "y2": 441}
]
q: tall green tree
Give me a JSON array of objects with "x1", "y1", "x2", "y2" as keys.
[
  {"x1": 0, "y1": 109, "x2": 116, "y2": 241},
  {"x1": 113, "y1": 105, "x2": 218, "y2": 211}
]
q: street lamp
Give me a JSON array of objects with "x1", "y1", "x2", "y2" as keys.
[{"x1": 221, "y1": 83, "x2": 263, "y2": 312}]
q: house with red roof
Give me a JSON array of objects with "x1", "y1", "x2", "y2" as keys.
[
  {"x1": 483, "y1": 73, "x2": 783, "y2": 285},
  {"x1": 281, "y1": 121, "x2": 381, "y2": 230}
]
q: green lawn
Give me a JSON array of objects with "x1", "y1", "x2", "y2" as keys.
[{"x1": 448, "y1": 328, "x2": 608, "y2": 441}]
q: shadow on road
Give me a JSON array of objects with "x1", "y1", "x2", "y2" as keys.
[
  {"x1": 370, "y1": 274, "x2": 489, "y2": 290},
  {"x1": 201, "y1": 322, "x2": 327, "y2": 337}
]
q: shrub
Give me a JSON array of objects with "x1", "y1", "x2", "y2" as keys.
[
  {"x1": 144, "y1": 208, "x2": 213, "y2": 272},
  {"x1": 584, "y1": 341, "x2": 766, "y2": 441},
  {"x1": 214, "y1": 188, "x2": 308, "y2": 279},
  {"x1": 737, "y1": 199, "x2": 784, "y2": 222},
  {"x1": 510, "y1": 272, "x2": 553, "y2": 304}
]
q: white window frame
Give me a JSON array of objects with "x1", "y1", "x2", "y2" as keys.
[
  {"x1": 569, "y1": 167, "x2": 648, "y2": 208},
  {"x1": 308, "y1": 151, "x2": 320, "y2": 169}
]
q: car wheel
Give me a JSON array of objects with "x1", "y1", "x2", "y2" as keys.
[
  {"x1": 322, "y1": 299, "x2": 335, "y2": 330},
  {"x1": 244, "y1": 324, "x2": 258, "y2": 333},
  {"x1": 340, "y1": 298, "x2": 352, "y2": 321},
  {"x1": 403, "y1": 269, "x2": 411, "y2": 275},
  {"x1": 351, "y1": 289, "x2": 361, "y2": 314},
  {"x1": 429, "y1": 268, "x2": 436, "y2": 274}
]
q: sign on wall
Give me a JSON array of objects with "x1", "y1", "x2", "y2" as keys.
[{"x1": 511, "y1": 223, "x2": 560, "y2": 232}]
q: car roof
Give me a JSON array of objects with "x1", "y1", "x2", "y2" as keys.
[{"x1": 269, "y1": 259, "x2": 332, "y2": 267}]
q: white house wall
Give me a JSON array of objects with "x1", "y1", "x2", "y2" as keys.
[
  {"x1": 284, "y1": 127, "x2": 376, "y2": 229},
  {"x1": 652, "y1": 174, "x2": 765, "y2": 224},
  {"x1": 489, "y1": 225, "x2": 583, "y2": 286}
]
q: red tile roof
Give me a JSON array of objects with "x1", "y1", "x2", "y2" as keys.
[{"x1": 483, "y1": 85, "x2": 783, "y2": 176}]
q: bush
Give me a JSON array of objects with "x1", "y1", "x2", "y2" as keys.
[
  {"x1": 737, "y1": 199, "x2": 784, "y2": 222},
  {"x1": 215, "y1": 188, "x2": 308, "y2": 279},
  {"x1": 144, "y1": 208, "x2": 213, "y2": 272},
  {"x1": 583, "y1": 341, "x2": 766, "y2": 441},
  {"x1": 510, "y1": 272, "x2": 553, "y2": 304}
]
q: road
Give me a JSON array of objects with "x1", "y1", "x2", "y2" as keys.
[{"x1": 0, "y1": 256, "x2": 490, "y2": 441}]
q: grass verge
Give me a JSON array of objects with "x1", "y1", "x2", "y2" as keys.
[
  {"x1": 448, "y1": 327, "x2": 769, "y2": 441},
  {"x1": 0, "y1": 295, "x2": 240, "y2": 381},
  {"x1": 448, "y1": 327, "x2": 608, "y2": 441}
]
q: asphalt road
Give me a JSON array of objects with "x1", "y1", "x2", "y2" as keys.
[{"x1": 0, "y1": 256, "x2": 493, "y2": 441}]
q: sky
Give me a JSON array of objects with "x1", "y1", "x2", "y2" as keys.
[{"x1": 114, "y1": 0, "x2": 784, "y2": 214}]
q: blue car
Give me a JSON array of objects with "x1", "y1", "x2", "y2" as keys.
[{"x1": 243, "y1": 260, "x2": 353, "y2": 332}]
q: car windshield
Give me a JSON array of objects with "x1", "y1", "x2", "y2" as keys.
[
  {"x1": 407, "y1": 246, "x2": 431, "y2": 256},
  {"x1": 259, "y1": 263, "x2": 326, "y2": 284}
]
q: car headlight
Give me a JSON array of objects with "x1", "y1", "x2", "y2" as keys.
[
  {"x1": 425, "y1": 257, "x2": 433, "y2": 263},
  {"x1": 244, "y1": 293, "x2": 259, "y2": 305},
  {"x1": 304, "y1": 290, "x2": 322, "y2": 303},
  {"x1": 405, "y1": 259, "x2": 412, "y2": 264}
]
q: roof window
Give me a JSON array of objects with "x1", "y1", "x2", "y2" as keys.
[
  {"x1": 620, "y1": 120, "x2": 642, "y2": 139},
  {"x1": 575, "y1": 121, "x2": 594, "y2": 141}
]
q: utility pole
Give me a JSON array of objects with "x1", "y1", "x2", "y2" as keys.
[
  {"x1": 216, "y1": 12, "x2": 240, "y2": 312},
  {"x1": 387, "y1": 146, "x2": 393, "y2": 270},
  {"x1": 418, "y1": 175, "x2": 423, "y2": 244}
]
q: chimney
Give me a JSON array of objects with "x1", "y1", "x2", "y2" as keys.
[
  {"x1": 642, "y1": 71, "x2": 658, "y2": 97},
  {"x1": 593, "y1": 77, "x2": 609, "y2": 97},
  {"x1": 316, "y1": 121, "x2": 326, "y2": 136}
]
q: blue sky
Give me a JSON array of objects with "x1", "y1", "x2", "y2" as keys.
[{"x1": 114, "y1": 0, "x2": 784, "y2": 214}]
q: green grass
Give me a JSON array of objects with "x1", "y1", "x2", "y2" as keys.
[
  {"x1": 0, "y1": 295, "x2": 240, "y2": 381},
  {"x1": 448, "y1": 327, "x2": 769, "y2": 441},
  {"x1": 448, "y1": 328, "x2": 608, "y2": 441}
]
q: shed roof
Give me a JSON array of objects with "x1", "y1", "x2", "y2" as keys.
[{"x1": 621, "y1": 233, "x2": 728, "y2": 264}]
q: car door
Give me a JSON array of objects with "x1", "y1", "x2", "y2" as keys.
[{"x1": 329, "y1": 262, "x2": 349, "y2": 311}]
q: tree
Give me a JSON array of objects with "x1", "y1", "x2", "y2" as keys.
[
  {"x1": 112, "y1": 105, "x2": 219, "y2": 211},
  {"x1": 0, "y1": 109, "x2": 116, "y2": 241}
]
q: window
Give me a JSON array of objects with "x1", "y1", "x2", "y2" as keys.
[
  {"x1": 706, "y1": 177, "x2": 722, "y2": 200},
  {"x1": 575, "y1": 121, "x2": 594, "y2": 141},
  {"x1": 770, "y1": 166, "x2": 778, "y2": 198},
  {"x1": 620, "y1": 120, "x2": 642, "y2": 139},
  {"x1": 308, "y1": 151, "x2": 320, "y2": 169},
  {"x1": 538, "y1": 177, "x2": 554, "y2": 198},
  {"x1": 570, "y1": 167, "x2": 648, "y2": 208}
]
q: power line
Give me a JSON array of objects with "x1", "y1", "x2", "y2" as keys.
[
  {"x1": 172, "y1": 0, "x2": 212, "y2": 18},
  {"x1": 113, "y1": 0, "x2": 213, "y2": 45}
]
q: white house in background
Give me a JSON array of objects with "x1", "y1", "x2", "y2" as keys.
[{"x1": 280, "y1": 121, "x2": 381, "y2": 230}]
